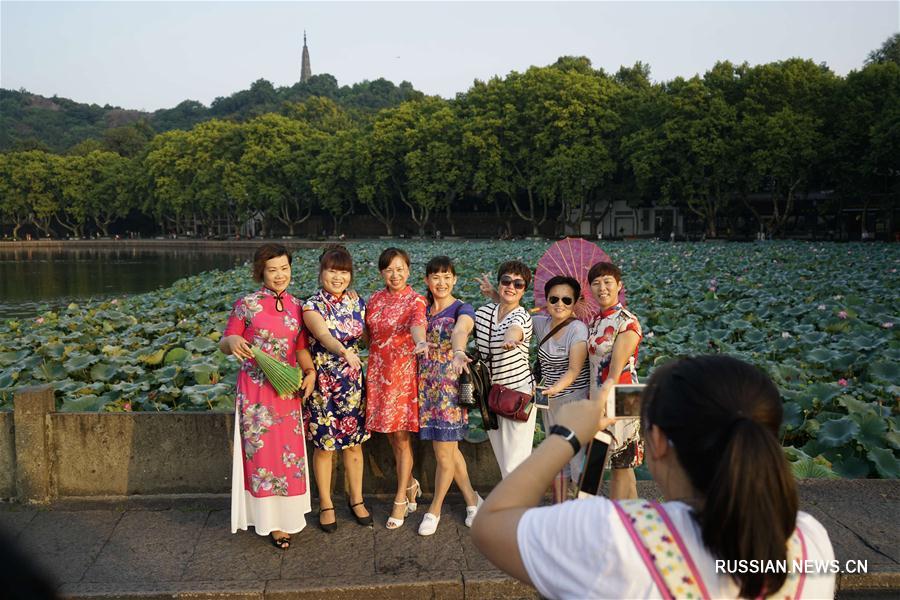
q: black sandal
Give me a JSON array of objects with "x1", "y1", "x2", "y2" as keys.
[
  {"x1": 270, "y1": 533, "x2": 291, "y2": 549},
  {"x1": 347, "y1": 499, "x2": 373, "y2": 527},
  {"x1": 319, "y1": 507, "x2": 337, "y2": 533}
]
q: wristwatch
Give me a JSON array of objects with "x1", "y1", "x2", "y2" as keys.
[{"x1": 548, "y1": 425, "x2": 580, "y2": 456}]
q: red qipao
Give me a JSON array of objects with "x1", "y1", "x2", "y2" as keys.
[
  {"x1": 365, "y1": 286, "x2": 427, "y2": 433},
  {"x1": 223, "y1": 288, "x2": 312, "y2": 535}
]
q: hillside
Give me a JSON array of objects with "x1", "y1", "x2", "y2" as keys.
[{"x1": 0, "y1": 74, "x2": 422, "y2": 153}]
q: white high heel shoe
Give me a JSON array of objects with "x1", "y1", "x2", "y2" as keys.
[
  {"x1": 406, "y1": 478, "x2": 422, "y2": 513},
  {"x1": 386, "y1": 499, "x2": 409, "y2": 530}
]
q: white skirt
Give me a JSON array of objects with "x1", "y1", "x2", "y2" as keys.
[{"x1": 230, "y1": 409, "x2": 312, "y2": 535}]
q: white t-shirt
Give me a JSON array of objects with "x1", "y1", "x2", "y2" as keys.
[{"x1": 517, "y1": 497, "x2": 836, "y2": 600}]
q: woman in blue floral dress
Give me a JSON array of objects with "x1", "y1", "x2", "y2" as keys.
[
  {"x1": 415, "y1": 256, "x2": 482, "y2": 536},
  {"x1": 302, "y1": 246, "x2": 372, "y2": 532}
]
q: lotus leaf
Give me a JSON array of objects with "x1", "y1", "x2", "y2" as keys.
[
  {"x1": 817, "y1": 417, "x2": 860, "y2": 448},
  {"x1": 59, "y1": 394, "x2": 106, "y2": 412},
  {"x1": 743, "y1": 330, "x2": 765, "y2": 344},
  {"x1": 185, "y1": 337, "x2": 217, "y2": 353},
  {"x1": 831, "y1": 456, "x2": 871, "y2": 478},
  {"x1": 868, "y1": 361, "x2": 899, "y2": 384},
  {"x1": 867, "y1": 447, "x2": 900, "y2": 478},
  {"x1": 852, "y1": 414, "x2": 888, "y2": 451},
  {"x1": 139, "y1": 348, "x2": 167, "y2": 366},
  {"x1": 790, "y1": 458, "x2": 839, "y2": 479},
  {"x1": 89, "y1": 363, "x2": 119, "y2": 382},
  {"x1": 190, "y1": 364, "x2": 219, "y2": 385},
  {"x1": 0, "y1": 350, "x2": 31, "y2": 367},
  {"x1": 781, "y1": 402, "x2": 804, "y2": 430},
  {"x1": 33, "y1": 361, "x2": 66, "y2": 381},
  {"x1": 802, "y1": 383, "x2": 842, "y2": 405},
  {"x1": 64, "y1": 354, "x2": 99, "y2": 373},
  {"x1": 164, "y1": 348, "x2": 190, "y2": 364}
]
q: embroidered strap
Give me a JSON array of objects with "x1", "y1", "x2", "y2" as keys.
[{"x1": 614, "y1": 500, "x2": 807, "y2": 600}]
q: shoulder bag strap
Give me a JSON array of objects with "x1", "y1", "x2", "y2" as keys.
[{"x1": 538, "y1": 316, "x2": 575, "y2": 349}]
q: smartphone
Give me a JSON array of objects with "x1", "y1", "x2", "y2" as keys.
[
  {"x1": 577, "y1": 430, "x2": 612, "y2": 498},
  {"x1": 612, "y1": 384, "x2": 645, "y2": 418},
  {"x1": 534, "y1": 386, "x2": 550, "y2": 409}
]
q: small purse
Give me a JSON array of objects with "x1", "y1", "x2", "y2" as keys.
[{"x1": 487, "y1": 384, "x2": 533, "y2": 422}]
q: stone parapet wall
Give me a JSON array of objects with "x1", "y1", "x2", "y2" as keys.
[{"x1": 5, "y1": 386, "x2": 501, "y2": 501}]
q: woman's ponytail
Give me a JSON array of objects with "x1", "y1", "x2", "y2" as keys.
[
  {"x1": 701, "y1": 419, "x2": 798, "y2": 598},
  {"x1": 642, "y1": 356, "x2": 800, "y2": 599}
]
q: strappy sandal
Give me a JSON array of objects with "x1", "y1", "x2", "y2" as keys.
[
  {"x1": 347, "y1": 498, "x2": 373, "y2": 527},
  {"x1": 386, "y1": 499, "x2": 409, "y2": 530},
  {"x1": 406, "y1": 478, "x2": 422, "y2": 513},
  {"x1": 270, "y1": 533, "x2": 291, "y2": 549},
  {"x1": 319, "y1": 507, "x2": 337, "y2": 533}
]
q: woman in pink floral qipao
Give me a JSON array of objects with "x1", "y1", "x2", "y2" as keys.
[
  {"x1": 220, "y1": 244, "x2": 317, "y2": 550},
  {"x1": 365, "y1": 247, "x2": 428, "y2": 529}
]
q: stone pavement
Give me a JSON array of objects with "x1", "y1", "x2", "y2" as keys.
[{"x1": 0, "y1": 480, "x2": 897, "y2": 599}]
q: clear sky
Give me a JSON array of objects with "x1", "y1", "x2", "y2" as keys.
[{"x1": 2, "y1": 1, "x2": 898, "y2": 112}]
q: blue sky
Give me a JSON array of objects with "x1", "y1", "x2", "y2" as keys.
[{"x1": 1, "y1": 1, "x2": 898, "y2": 112}]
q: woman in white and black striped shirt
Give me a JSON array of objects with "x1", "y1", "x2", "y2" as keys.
[
  {"x1": 473, "y1": 260, "x2": 535, "y2": 478},
  {"x1": 532, "y1": 275, "x2": 589, "y2": 502}
]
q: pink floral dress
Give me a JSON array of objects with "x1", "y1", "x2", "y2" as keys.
[
  {"x1": 365, "y1": 286, "x2": 427, "y2": 433},
  {"x1": 224, "y1": 287, "x2": 312, "y2": 535}
]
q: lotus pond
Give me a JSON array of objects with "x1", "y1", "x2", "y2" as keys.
[{"x1": 0, "y1": 240, "x2": 897, "y2": 478}]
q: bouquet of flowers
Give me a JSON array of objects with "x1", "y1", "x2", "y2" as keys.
[{"x1": 251, "y1": 347, "x2": 303, "y2": 398}]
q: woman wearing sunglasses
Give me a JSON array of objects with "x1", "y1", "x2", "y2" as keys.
[
  {"x1": 532, "y1": 275, "x2": 589, "y2": 503},
  {"x1": 473, "y1": 261, "x2": 535, "y2": 478}
]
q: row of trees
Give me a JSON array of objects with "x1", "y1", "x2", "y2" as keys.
[{"x1": 2, "y1": 38, "x2": 899, "y2": 240}]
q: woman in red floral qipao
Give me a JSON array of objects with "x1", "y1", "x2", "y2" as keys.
[
  {"x1": 366, "y1": 247, "x2": 428, "y2": 529},
  {"x1": 220, "y1": 244, "x2": 317, "y2": 550}
]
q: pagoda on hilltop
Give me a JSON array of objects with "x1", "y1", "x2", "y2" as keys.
[{"x1": 301, "y1": 31, "x2": 312, "y2": 82}]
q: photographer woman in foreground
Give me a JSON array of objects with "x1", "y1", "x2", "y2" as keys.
[{"x1": 472, "y1": 355, "x2": 835, "y2": 599}]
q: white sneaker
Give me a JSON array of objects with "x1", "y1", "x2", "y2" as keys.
[
  {"x1": 418, "y1": 512, "x2": 440, "y2": 536},
  {"x1": 465, "y1": 493, "x2": 484, "y2": 528}
]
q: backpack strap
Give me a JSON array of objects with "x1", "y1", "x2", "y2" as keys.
[
  {"x1": 615, "y1": 500, "x2": 809, "y2": 600},
  {"x1": 613, "y1": 499, "x2": 708, "y2": 600}
]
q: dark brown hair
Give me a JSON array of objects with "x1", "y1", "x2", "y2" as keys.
[
  {"x1": 641, "y1": 355, "x2": 798, "y2": 598},
  {"x1": 543, "y1": 275, "x2": 581, "y2": 299},
  {"x1": 587, "y1": 261, "x2": 622, "y2": 284},
  {"x1": 424, "y1": 255, "x2": 456, "y2": 306},
  {"x1": 318, "y1": 245, "x2": 353, "y2": 281},
  {"x1": 497, "y1": 260, "x2": 532, "y2": 288},
  {"x1": 252, "y1": 243, "x2": 291, "y2": 282},
  {"x1": 378, "y1": 247, "x2": 410, "y2": 271}
]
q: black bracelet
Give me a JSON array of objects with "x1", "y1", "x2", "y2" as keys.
[{"x1": 548, "y1": 425, "x2": 581, "y2": 456}]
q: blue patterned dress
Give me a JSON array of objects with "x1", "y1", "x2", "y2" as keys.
[
  {"x1": 417, "y1": 300, "x2": 476, "y2": 441},
  {"x1": 302, "y1": 289, "x2": 370, "y2": 451}
]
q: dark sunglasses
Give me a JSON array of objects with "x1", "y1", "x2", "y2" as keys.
[
  {"x1": 548, "y1": 296, "x2": 574, "y2": 306},
  {"x1": 499, "y1": 276, "x2": 527, "y2": 290}
]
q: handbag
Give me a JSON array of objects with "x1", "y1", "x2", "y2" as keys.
[
  {"x1": 532, "y1": 317, "x2": 575, "y2": 385},
  {"x1": 464, "y1": 305, "x2": 498, "y2": 429},
  {"x1": 487, "y1": 383, "x2": 533, "y2": 422}
]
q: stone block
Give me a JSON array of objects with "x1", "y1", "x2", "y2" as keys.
[
  {"x1": 13, "y1": 385, "x2": 55, "y2": 503},
  {"x1": 57, "y1": 580, "x2": 265, "y2": 600},
  {"x1": 182, "y1": 509, "x2": 283, "y2": 582},
  {"x1": 0, "y1": 410, "x2": 15, "y2": 499}
]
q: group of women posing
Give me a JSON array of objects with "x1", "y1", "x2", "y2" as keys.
[{"x1": 220, "y1": 242, "x2": 643, "y2": 549}]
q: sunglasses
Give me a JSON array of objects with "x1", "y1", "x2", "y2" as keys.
[
  {"x1": 548, "y1": 296, "x2": 574, "y2": 306},
  {"x1": 499, "y1": 276, "x2": 527, "y2": 290}
]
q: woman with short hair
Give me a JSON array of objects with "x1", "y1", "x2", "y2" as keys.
[{"x1": 473, "y1": 260, "x2": 535, "y2": 478}]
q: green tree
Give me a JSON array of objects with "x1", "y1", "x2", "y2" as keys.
[
  {"x1": 312, "y1": 128, "x2": 365, "y2": 236},
  {"x1": 866, "y1": 33, "x2": 900, "y2": 66}
]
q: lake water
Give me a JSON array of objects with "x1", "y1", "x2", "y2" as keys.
[{"x1": 0, "y1": 247, "x2": 245, "y2": 319}]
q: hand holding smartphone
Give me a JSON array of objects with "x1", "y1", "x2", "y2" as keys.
[{"x1": 610, "y1": 384, "x2": 645, "y2": 419}]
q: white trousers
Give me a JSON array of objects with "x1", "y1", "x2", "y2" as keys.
[{"x1": 487, "y1": 407, "x2": 538, "y2": 478}]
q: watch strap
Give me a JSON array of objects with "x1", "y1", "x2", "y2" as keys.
[{"x1": 548, "y1": 425, "x2": 580, "y2": 456}]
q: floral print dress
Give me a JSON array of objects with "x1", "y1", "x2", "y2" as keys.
[
  {"x1": 365, "y1": 286, "x2": 427, "y2": 433},
  {"x1": 587, "y1": 302, "x2": 644, "y2": 469},
  {"x1": 303, "y1": 289, "x2": 370, "y2": 450},
  {"x1": 224, "y1": 287, "x2": 311, "y2": 535},
  {"x1": 417, "y1": 300, "x2": 476, "y2": 441}
]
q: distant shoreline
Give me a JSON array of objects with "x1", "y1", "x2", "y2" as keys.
[{"x1": 0, "y1": 238, "x2": 333, "y2": 251}]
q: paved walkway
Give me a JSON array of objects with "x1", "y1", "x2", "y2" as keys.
[{"x1": 0, "y1": 480, "x2": 897, "y2": 599}]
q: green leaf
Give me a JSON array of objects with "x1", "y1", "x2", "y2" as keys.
[
  {"x1": 802, "y1": 383, "x2": 842, "y2": 406},
  {"x1": 869, "y1": 361, "x2": 899, "y2": 384},
  {"x1": 89, "y1": 363, "x2": 119, "y2": 382},
  {"x1": 64, "y1": 354, "x2": 100, "y2": 373},
  {"x1": 832, "y1": 456, "x2": 871, "y2": 478},
  {"x1": 164, "y1": 348, "x2": 190, "y2": 364},
  {"x1": 185, "y1": 337, "x2": 217, "y2": 353},
  {"x1": 791, "y1": 458, "x2": 839, "y2": 479},
  {"x1": 60, "y1": 394, "x2": 107, "y2": 412},
  {"x1": 817, "y1": 417, "x2": 860, "y2": 448},
  {"x1": 781, "y1": 402, "x2": 804, "y2": 430},
  {"x1": 0, "y1": 350, "x2": 31, "y2": 367},
  {"x1": 867, "y1": 448, "x2": 900, "y2": 478},
  {"x1": 805, "y1": 348, "x2": 834, "y2": 365},
  {"x1": 743, "y1": 330, "x2": 765, "y2": 344}
]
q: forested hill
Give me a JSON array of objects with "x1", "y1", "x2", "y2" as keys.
[{"x1": 0, "y1": 74, "x2": 423, "y2": 153}]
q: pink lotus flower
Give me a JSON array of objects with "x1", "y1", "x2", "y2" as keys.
[
  {"x1": 837, "y1": 379, "x2": 848, "y2": 387},
  {"x1": 837, "y1": 311, "x2": 848, "y2": 319},
  {"x1": 111, "y1": 299, "x2": 118, "y2": 305},
  {"x1": 883, "y1": 322, "x2": 894, "y2": 329},
  {"x1": 124, "y1": 402, "x2": 132, "y2": 411},
  {"x1": 35, "y1": 317, "x2": 44, "y2": 324}
]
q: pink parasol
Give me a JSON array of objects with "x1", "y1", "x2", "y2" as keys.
[{"x1": 534, "y1": 237, "x2": 625, "y2": 324}]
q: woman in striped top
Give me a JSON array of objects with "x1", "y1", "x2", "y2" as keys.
[
  {"x1": 473, "y1": 260, "x2": 535, "y2": 478},
  {"x1": 532, "y1": 275, "x2": 589, "y2": 502}
]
